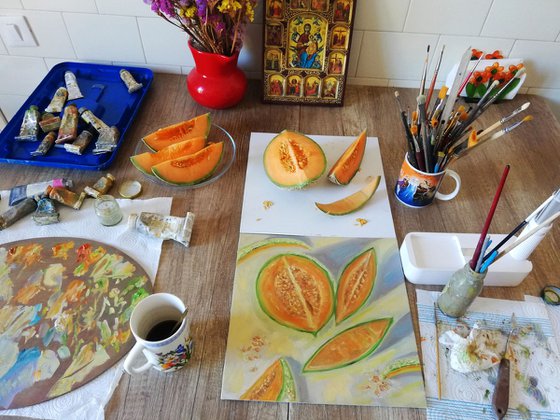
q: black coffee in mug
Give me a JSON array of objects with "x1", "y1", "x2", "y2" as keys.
[{"x1": 145, "y1": 319, "x2": 179, "y2": 341}]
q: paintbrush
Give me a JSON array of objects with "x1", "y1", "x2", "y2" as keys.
[
  {"x1": 434, "y1": 302, "x2": 442, "y2": 400},
  {"x1": 395, "y1": 91, "x2": 418, "y2": 168},
  {"x1": 430, "y1": 86, "x2": 448, "y2": 120},
  {"x1": 410, "y1": 125, "x2": 426, "y2": 172},
  {"x1": 478, "y1": 68, "x2": 527, "y2": 116},
  {"x1": 470, "y1": 165, "x2": 510, "y2": 270},
  {"x1": 476, "y1": 102, "x2": 531, "y2": 142},
  {"x1": 417, "y1": 94, "x2": 432, "y2": 171},
  {"x1": 440, "y1": 46, "x2": 472, "y2": 131},
  {"x1": 458, "y1": 54, "x2": 484, "y2": 96},
  {"x1": 420, "y1": 45, "x2": 431, "y2": 96},
  {"x1": 426, "y1": 45, "x2": 445, "y2": 111}
]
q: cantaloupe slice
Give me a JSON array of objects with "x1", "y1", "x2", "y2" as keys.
[
  {"x1": 303, "y1": 318, "x2": 393, "y2": 372},
  {"x1": 328, "y1": 130, "x2": 367, "y2": 185},
  {"x1": 240, "y1": 358, "x2": 296, "y2": 401},
  {"x1": 151, "y1": 142, "x2": 223, "y2": 185},
  {"x1": 130, "y1": 136, "x2": 206, "y2": 175},
  {"x1": 315, "y1": 175, "x2": 381, "y2": 215},
  {"x1": 263, "y1": 130, "x2": 326, "y2": 189},
  {"x1": 142, "y1": 113, "x2": 211, "y2": 151}
]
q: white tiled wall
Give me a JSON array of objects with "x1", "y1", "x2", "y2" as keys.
[{"x1": 0, "y1": 0, "x2": 559, "y2": 122}]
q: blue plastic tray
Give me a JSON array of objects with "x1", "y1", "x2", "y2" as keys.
[{"x1": 0, "y1": 62, "x2": 153, "y2": 170}]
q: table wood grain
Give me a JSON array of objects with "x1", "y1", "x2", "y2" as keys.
[{"x1": 1, "y1": 76, "x2": 559, "y2": 420}]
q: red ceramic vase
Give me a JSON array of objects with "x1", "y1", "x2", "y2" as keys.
[{"x1": 187, "y1": 40, "x2": 248, "y2": 109}]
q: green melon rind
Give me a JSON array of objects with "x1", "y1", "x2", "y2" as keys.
[
  {"x1": 263, "y1": 130, "x2": 327, "y2": 190},
  {"x1": 315, "y1": 175, "x2": 381, "y2": 216},
  {"x1": 130, "y1": 154, "x2": 155, "y2": 176},
  {"x1": 302, "y1": 317, "x2": 393, "y2": 373},
  {"x1": 277, "y1": 358, "x2": 297, "y2": 401},
  {"x1": 151, "y1": 144, "x2": 223, "y2": 186},
  {"x1": 381, "y1": 358, "x2": 422, "y2": 380},
  {"x1": 256, "y1": 253, "x2": 334, "y2": 335},
  {"x1": 237, "y1": 238, "x2": 311, "y2": 263},
  {"x1": 335, "y1": 247, "x2": 377, "y2": 324},
  {"x1": 143, "y1": 113, "x2": 212, "y2": 152}
]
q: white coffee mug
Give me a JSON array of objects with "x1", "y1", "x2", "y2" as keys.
[{"x1": 124, "y1": 293, "x2": 193, "y2": 374}]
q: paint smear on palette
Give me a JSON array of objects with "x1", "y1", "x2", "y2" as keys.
[{"x1": 0, "y1": 238, "x2": 152, "y2": 409}]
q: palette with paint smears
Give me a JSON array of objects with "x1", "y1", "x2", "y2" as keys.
[{"x1": 0, "y1": 237, "x2": 152, "y2": 409}]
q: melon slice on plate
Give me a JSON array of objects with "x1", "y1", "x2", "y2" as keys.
[
  {"x1": 130, "y1": 136, "x2": 206, "y2": 175},
  {"x1": 142, "y1": 113, "x2": 211, "y2": 151},
  {"x1": 327, "y1": 130, "x2": 367, "y2": 185},
  {"x1": 315, "y1": 175, "x2": 381, "y2": 215}
]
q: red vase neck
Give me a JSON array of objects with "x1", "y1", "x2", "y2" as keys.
[{"x1": 188, "y1": 41, "x2": 240, "y2": 77}]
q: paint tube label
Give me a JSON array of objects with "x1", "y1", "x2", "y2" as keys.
[
  {"x1": 120, "y1": 69, "x2": 143, "y2": 93},
  {"x1": 64, "y1": 130, "x2": 93, "y2": 155},
  {"x1": 8, "y1": 178, "x2": 73, "y2": 206},
  {"x1": 45, "y1": 87, "x2": 68, "y2": 113},
  {"x1": 15, "y1": 105, "x2": 40, "y2": 141},
  {"x1": 64, "y1": 71, "x2": 83, "y2": 100},
  {"x1": 30, "y1": 131, "x2": 56, "y2": 156},
  {"x1": 78, "y1": 107, "x2": 110, "y2": 133},
  {"x1": 56, "y1": 105, "x2": 79, "y2": 143}
]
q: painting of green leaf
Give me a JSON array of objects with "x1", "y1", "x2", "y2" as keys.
[
  {"x1": 0, "y1": 238, "x2": 151, "y2": 409},
  {"x1": 221, "y1": 234, "x2": 426, "y2": 408}
]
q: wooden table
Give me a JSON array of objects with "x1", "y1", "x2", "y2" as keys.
[{"x1": 2, "y1": 76, "x2": 559, "y2": 420}]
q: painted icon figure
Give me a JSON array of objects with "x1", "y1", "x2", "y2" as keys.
[{"x1": 293, "y1": 24, "x2": 322, "y2": 68}]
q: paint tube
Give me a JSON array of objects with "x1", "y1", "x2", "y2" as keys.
[
  {"x1": 38, "y1": 112, "x2": 61, "y2": 133},
  {"x1": 64, "y1": 71, "x2": 83, "y2": 100},
  {"x1": 32, "y1": 197, "x2": 59, "y2": 225},
  {"x1": 85, "y1": 173, "x2": 116, "y2": 198},
  {"x1": 56, "y1": 105, "x2": 79, "y2": 143},
  {"x1": 64, "y1": 130, "x2": 93, "y2": 155},
  {"x1": 120, "y1": 69, "x2": 143, "y2": 93},
  {"x1": 78, "y1": 107, "x2": 110, "y2": 133},
  {"x1": 30, "y1": 131, "x2": 57, "y2": 156},
  {"x1": 46, "y1": 185, "x2": 86, "y2": 210},
  {"x1": 15, "y1": 105, "x2": 40, "y2": 141},
  {"x1": 93, "y1": 126, "x2": 120, "y2": 154},
  {"x1": 9, "y1": 178, "x2": 73, "y2": 206},
  {"x1": 45, "y1": 87, "x2": 68, "y2": 113},
  {"x1": 128, "y1": 211, "x2": 195, "y2": 247},
  {"x1": 0, "y1": 197, "x2": 38, "y2": 230}
]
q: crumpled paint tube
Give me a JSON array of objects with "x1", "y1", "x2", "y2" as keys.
[
  {"x1": 56, "y1": 105, "x2": 79, "y2": 144},
  {"x1": 30, "y1": 131, "x2": 56, "y2": 156},
  {"x1": 46, "y1": 185, "x2": 86, "y2": 210},
  {"x1": 9, "y1": 178, "x2": 73, "y2": 206},
  {"x1": 45, "y1": 87, "x2": 68, "y2": 113},
  {"x1": 128, "y1": 211, "x2": 195, "y2": 247},
  {"x1": 85, "y1": 173, "x2": 115, "y2": 198},
  {"x1": 0, "y1": 197, "x2": 38, "y2": 230},
  {"x1": 120, "y1": 69, "x2": 143, "y2": 93},
  {"x1": 15, "y1": 105, "x2": 40, "y2": 141},
  {"x1": 32, "y1": 197, "x2": 59, "y2": 225},
  {"x1": 93, "y1": 126, "x2": 120, "y2": 155},
  {"x1": 79, "y1": 107, "x2": 110, "y2": 133},
  {"x1": 64, "y1": 130, "x2": 93, "y2": 155},
  {"x1": 39, "y1": 112, "x2": 61, "y2": 133},
  {"x1": 64, "y1": 71, "x2": 83, "y2": 100}
]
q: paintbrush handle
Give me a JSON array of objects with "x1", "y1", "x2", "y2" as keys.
[{"x1": 471, "y1": 165, "x2": 510, "y2": 269}]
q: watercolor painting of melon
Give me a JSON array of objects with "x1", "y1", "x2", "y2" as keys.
[
  {"x1": 0, "y1": 238, "x2": 151, "y2": 409},
  {"x1": 221, "y1": 234, "x2": 426, "y2": 408}
]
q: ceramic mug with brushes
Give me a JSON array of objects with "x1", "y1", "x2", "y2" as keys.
[{"x1": 394, "y1": 153, "x2": 461, "y2": 208}]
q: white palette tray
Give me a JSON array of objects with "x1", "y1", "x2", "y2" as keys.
[{"x1": 400, "y1": 232, "x2": 532, "y2": 287}]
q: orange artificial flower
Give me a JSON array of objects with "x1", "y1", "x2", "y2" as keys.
[
  {"x1": 484, "y1": 50, "x2": 504, "y2": 59},
  {"x1": 471, "y1": 48, "x2": 483, "y2": 60},
  {"x1": 485, "y1": 62, "x2": 504, "y2": 75},
  {"x1": 470, "y1": 70, "x2": 492, "y2": 86}
]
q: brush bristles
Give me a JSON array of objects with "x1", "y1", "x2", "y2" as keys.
[
  {"x1": 438, "y1": 86, "x2": 448, "y2": 99},
  {"x1": 417, "y1": 94, "x2": 426, "y2": 105},
  {"x1": 523, "y1": 115, "x2": 534, "y2": 122},
  {"x1": 521, "y1": 102, "x2": 530, "y2": 111}
]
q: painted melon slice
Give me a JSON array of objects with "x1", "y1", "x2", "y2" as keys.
[
  {"x1": 130, "y1": 136, "x2": 206, "y2": 175},
  {"x1": 315, "y1": 175, "x2": 381, "y2": 215},
  {"x1": 335, "y1": 247, "x2": 376, "y2": 324},
  {"x1": 382, "y1": 358, "x2": 422, "y2": 380},
  {"x1": 237, "y1": 238, "x2": 311, "y2": 263},
  {"x1": 240, "y1": 358, "x2": 296, "y2": 401},
  {"x1": 142, "y1": 113, "x2": 211, "y2": 151},
  {"x1": 303, "y1": 318, "x2": 393, "y2": 373},
  {"x1": 263, "y1": 130, "x2": 326, "y2": 189},
  {"x1": 328, "y1": 130, "x2": 367, "y2": 185},
  {"x1": 151, "y1": 141, "x2": 223, "y2": 185},
  {"x1": 257, "y1": 254, "x2": 334, "y2": 334}
]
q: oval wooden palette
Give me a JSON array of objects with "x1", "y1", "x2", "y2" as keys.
[{"x1": 0, "y1": 237, "x2": 152, "y2": 409}]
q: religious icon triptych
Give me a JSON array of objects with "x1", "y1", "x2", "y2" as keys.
[{"x1": 263, "y1": 0, "x2": 356, "y2": 105}]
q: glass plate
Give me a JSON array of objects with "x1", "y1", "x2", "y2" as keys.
[{"x1": 132, "y1": 124, "x2": 236, "y2": 189}]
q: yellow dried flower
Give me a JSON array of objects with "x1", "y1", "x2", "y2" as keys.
[
  {"x1": 245, "y1": 1, "x2": 255, "y2": 22},
  {"x1": 184, "y1": 6, "x2": 197, "y2": 18},
  {"x1": 218, "y1": 0, "x2": 242, "y2": 16}
]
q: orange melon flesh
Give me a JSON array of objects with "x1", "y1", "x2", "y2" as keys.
[
  {"x1": 240, "y1": 358, "x2": 296, "y2": 401},
  {"x1": 151, "y1": 141, "x2": 223, "y2": 185},
  {"x1": 263, "y1": 130, "x2": 326, "y2": 189},
  {"x1": 130, "y1": 136, "x2": 206, "y2": 175},
  {"x1": 303, "y1": 318, "x2": 393, "y2": 372},
  {"x1": 142, "y1": 113, "x2": 211, "y2": 151},
  {"x1": 257, "y1": 254, "x2": 334, "y2": 334},
  {"x1": 335, "y1": 248, "x2": 376, "y2": 324},
  {"x1": 328, "y1": 130, "x2": 367, "y2": 185},
  {"x1": 315, "y1": 175, "x2": 381, "y2": 215}
]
